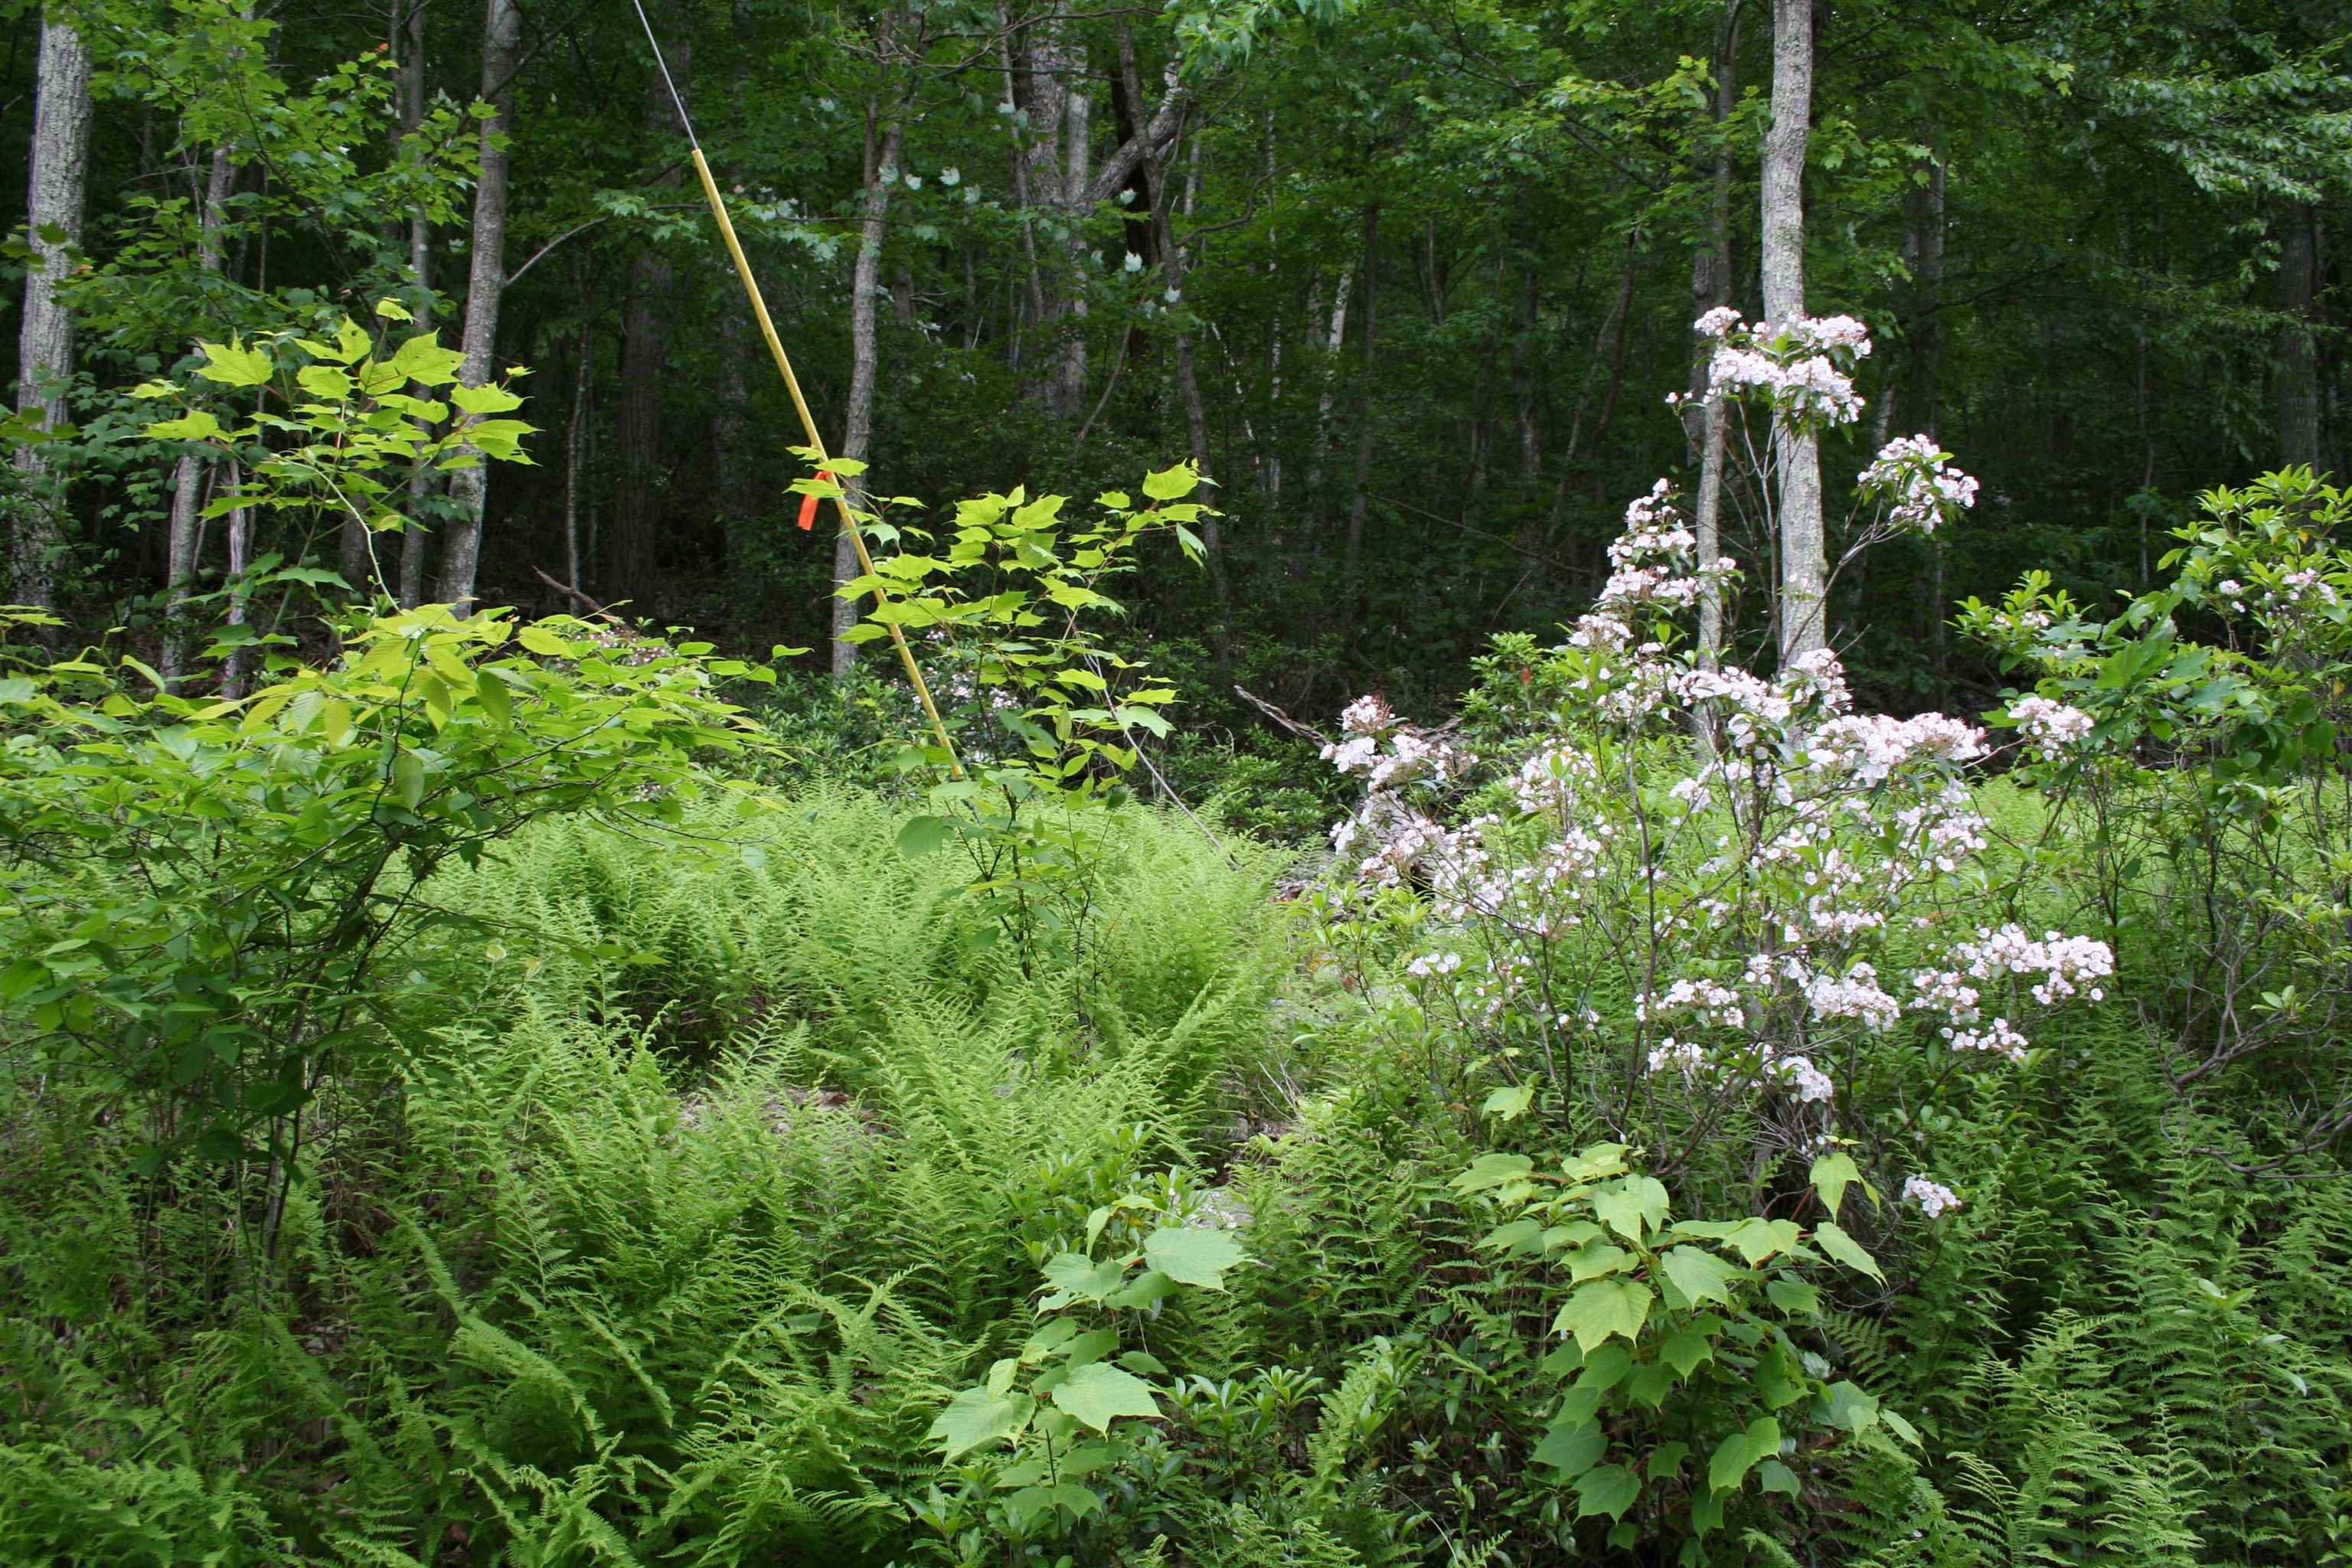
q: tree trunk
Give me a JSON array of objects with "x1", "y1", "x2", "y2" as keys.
[
  {"x1": 1341, "y1": 203, "x2": 1380, "y2": 623},
  {"x1": 836, "y1": 61, "x2": 905, "y2": 678},
  {"x1": 1908, "y1": 136, "x2": 1948, "y2": 683},
  {"x1": 10, "y1": 11, "x2": 95, "y2": 615},
  {"x1": 164, "y1": 144, "x2": 239, "y2": 681},
  {"x1": 711, "y1": 0, "x2": 757, "y2": 586},
  {"x1": 396, "y1": 0, "x2": 437, "y2": 609},
  {"x1": 612, "y1": 10, "x2": 690, "y2": 610},
  {"x1": 1763, "y1": 0, "x2": 1824, "y2": 665},
  {"x1": 1687, "y1": 0, "x2": 1740, "y2": 667},
  {"x1": 435, "y1": 0, "x2": 522, "y2": 610},
  {"x1": 1119, "y1": 27, "x2": 1227, "y2": 651},
  {"x1": 1051, "y1": 61, "x2": 1090, "y2": 420},
  {"x1": 2277, "y1": 202, "x2": 2321, "y2": 470},
  {"x1": 220, "y1": 463, "x2": 253, "y2": 698}
]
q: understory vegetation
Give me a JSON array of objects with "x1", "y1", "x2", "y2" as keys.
[
  {"x1": 2, "y1": 431, "x2": 2350, "y2": 1564},
  {"x1": 2, "y1": 0, "x2": 2347, "y2": 1555}
]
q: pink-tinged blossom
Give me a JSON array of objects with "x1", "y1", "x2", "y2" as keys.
[
  {"x1": 1948, "y1": 1018, "x2": 2031, "y2": 1063},
  {"x1": 2010, "y1": 695, "x2": 2095, "y2": 756},
  {"x1": 1404, "y1": 951, "x2": 1462, "y2": 979},
  {"x1": 1859, "y1": 434, "x2": 1980, "y2": 535},
  {"x1": 1956, "y1": 924, "x2": 2115, "y2": 1005},
  {"x1": 1647, "y1": 1037, "x2": 1710, "y2": 1076},
  {"x1": 1902, "y1": 1175, "x2": 1961, "y2": 1217},
  {"x1": 1339, "y1": 694, "x2": 1394, "y2": 736},
  {"x1": 1805, "y1": 963, "x2": 1902, "y2": 1032},
  {"x1": 1766, "y1": 1050, "x2": 1837, "y2": 1102},
  {"x1": 1806, "y1": 713, "x2": 1989, "y2": 784},
  {"x1": 1694, "y1": 305, "x2": 1743, "y2": 339}
]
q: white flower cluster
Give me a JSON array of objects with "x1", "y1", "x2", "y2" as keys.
[
  {"x1": 1956, "y1": 924, "x2": 2115, "y2": 1007},
  {"x1": 1804, "y1": 962, "x2": 1903, "y2": 1032},
  {"x1": 1694, "y1": 310, "x2": 1872, "y2": 426},
  {"x1": 1807, "y1": 714, "x2": 1989, "y2": 786},
  {"x1": 1859, "y1": 434, "x2": 1981, "y2": 534},
  {"x1": 2009, "y1": 695, "x2": 2095, "y2": 757},
  {"x1": 1902, "y1": 1175, "x2": 1962, "y2": 1217},
  {"x1": 1405, "y1": 951, "x2": 1462, "y2": 979}
]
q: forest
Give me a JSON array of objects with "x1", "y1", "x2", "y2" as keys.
[{"x1": 1, "y1": 0, "x2": 2349, "y2": 1563}]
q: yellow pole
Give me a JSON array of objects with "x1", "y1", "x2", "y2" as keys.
[{"x1": 685, "y1": 146, "x2": 962, "y2": 776}]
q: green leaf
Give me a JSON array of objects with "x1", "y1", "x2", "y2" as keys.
[
  {"x1": 1808, "y1": 1152, "x2": 1865, "y2": 1218},
  {"x1": 391, "y1": 750, "x2": 425, "y2": 809},
  {"x1": 897, "y1": 814, "x2": 956, "y2": 857},
  {"x1": 473, "y1": 669, "x2": 512, "y2": 726},
  {"x1": 1592, "y1": 1175, "x2": 1670, "y2": 1241},
  {"x1": 145, "y1": 410, "x2": 224, "y2": 441},
  {"x1": 1452, "y1": 1152, "x2": 1533, "y2": 1194},
  {"x1": 451, "y1": 379, "x2": 526, "y2": 413},
  {"x1": 1049, "y1": 1363, "x2": 1161, "y2": 1433},
  {"x1": 196, "y1": 339, "x2": 274, "y2": 386},
  {"x1": 1661, "y1": 1246, "x2": 1745, "y2": 1308},
  {"x1": 1660, "y1": 1330, "x2": 1714, "y2": 1379},
  {"x1": 1142, "y1": 463, "x2": 1199, "y2": 500},
  {"x1": 1142, "y1": 1227, "x2": 1244, "y2": 1290},
  {"x1": 1707, "y1": 1416, "x2": 1781, "y2": 1493},
  {"x1": 1811, "y1": 1222, "x2": 1884, "y2": 1282},
  {"x1": 1552, "y1": 1278, "x2": 1653, "y2": 1356},
  {"x1": 1574, "y1": 1463, "x2": 1641, "y2": 1521},
  {"x1": 1533, "y1": 1418, "x2": 1606, "y2": 1477},
  {"x1": 1821, "y1": 1380, "x2": 1880, "y2": 1433},
  {"x1": 1481, "y1": 1082, "x2": 1537, "y2": 1121},
  {"x1": 927, "y1": 1387, "x2": 1034, "y2": 1457},
  {"x1": 390, "y1": 332, "x2": 468, "y2": 387}
]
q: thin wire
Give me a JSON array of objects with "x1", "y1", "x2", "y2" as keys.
[{"x1": 629, "y1": 0, "x2": 698, "y2": 150}]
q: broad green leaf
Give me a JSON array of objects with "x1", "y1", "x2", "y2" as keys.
[
  {"x1": 1574, "y1": 1463, "x2": 1641, "y2": 1521},
  {"x1": 1811, "y1": 1221, "x2": 1884, "y2": 1282},
  {"x1": 897, "y1": 814, "x2": 956, "y2": 857},
  {"x1": 1660, "y1": 1330, "x2": 1714, "y2": 1378},
  {"x1": 1049, "y1": 1362, "x2": 1160, "y2": 1433},
  {"x1": 145, "y1": 410, "x2": 223, "y2": 441},
  {"x1": 196, "y1": 339, "x2": 273, "y2": 386},
  {"x1": 1661, "y1": 1246, "x2": 1745, "y2": 1308},
  {"x1": 1592, "y1": 1174, "x2": 1670, "y2": 1240},
  {"x1": 474, "y1": 669, "x2": 512, "y2": 726},
  {"x1": 1552, "y1": 1277, "x2": 1653, "y2": 1355},
  {"x1": 1452, "y1": 1152, "x2": 1533, "y2": 1194},
  {"x1": 1821, "y1": 1380, "x2": 1880, "y2": 1432},
  {"x1": 1142, "y1": 1227, "x2": 1244, "y2": 1290},
  {"x1": 1707, "y1": 1416, "x2": 1781, "y2": 1492},
  {"x1": 1808, "y1": 1152, "x2": 1864, "y2": 1217},
  {"x1": 927, "y1": 1387, "x2": 1034, "y2": 1457},
  {"x1": 390, "y1": 332, "x2": 467, "y2": 387},
  {"x1": 1481, "y1": 1081, "x2": 1537, "y2": 1121},
  {"x1": 1142, "y1": 463, "x2": 1199, "y2": 500},
  {"x1": 1533, "y1": 1418, "x2": 1606, "y2": 1477},
  {"x1": 451, "y1": 379, "x2": 526, "y2": 413}
]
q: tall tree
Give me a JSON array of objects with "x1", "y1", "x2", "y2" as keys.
[
  {"x1": 11, "y1": 9, "x2": 95, "y2": 614},
  {"x1": 436, "y1": 0, "x2": 524, "y2": 609},
  {"x1": 836, "y1": 9, "x2": 909, "y2": 676},
  {"x1": 1762, "y1": 0, "x2": 1823, "y2": 664}
]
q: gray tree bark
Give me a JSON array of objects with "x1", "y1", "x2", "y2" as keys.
[
  {"x1": 1763, "y1": 0, "x2": 1824, "y2": 665},
  {"x1": 163, "y1": 145, "x2": 239, "y2": 680},
  {"x1": 1687, "y1": 0, "x2": 1741, "y2": 667},
  {"x1": 11, "y1": 11, "x2": 95, "y2": 613},
  {"x1": 1341, "y1": 204, "x2": 1380, "y2": 622},
  {"x1": 396, "y1": 0, "x2": 436, "y2": 607},
  {"x1": 2277, "y1": 203, "x2": 2321, "y2": 470},
  {"x1": 435, "y1": 0, "x2": 522, "y2": 609},
  {"x1": 836, "y1": 53, "x2": 906, "y2": 678}
]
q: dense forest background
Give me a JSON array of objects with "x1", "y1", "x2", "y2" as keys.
[{"x1": 3, "y1": 0, "x2": 2345, "y2": 720}]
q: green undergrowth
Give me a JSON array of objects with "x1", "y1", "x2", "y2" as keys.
[{"x1": 2, "y1": 779, "x2": 2349, "y2": 1565}]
